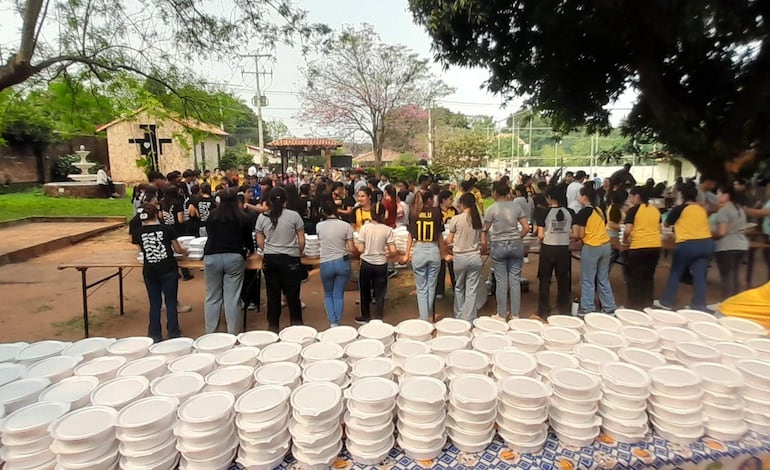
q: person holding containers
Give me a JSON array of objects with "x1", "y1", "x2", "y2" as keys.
[
  {"x1": 622, "y1": 186, "x2": 662, "y2": 310},
  {"x1": 445, "y1": 192, "x2": 483, "y2": 321}
]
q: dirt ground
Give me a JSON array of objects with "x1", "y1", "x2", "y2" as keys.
[{"x1": 0, "y1": 227, "x2": 766, "y2": 343}]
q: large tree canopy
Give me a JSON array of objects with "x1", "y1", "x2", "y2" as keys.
[
  {"x1": 0, "y1": 0, "x2": 328, "y2": 92},
  {"x1": 408, "y1": 0, "x2": 770, "y2": 178}
]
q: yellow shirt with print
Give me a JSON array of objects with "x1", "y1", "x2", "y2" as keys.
[
  {"x1": 354, "y1": 207, "x2": 372, "y2": 231},
  {"x1": 627, "y1": 203, "x2": 662, "y2": 249}
]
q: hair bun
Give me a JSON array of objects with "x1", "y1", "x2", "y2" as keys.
[{"x1": 139, "y1": 211, "x2": 149, "y2": 220}]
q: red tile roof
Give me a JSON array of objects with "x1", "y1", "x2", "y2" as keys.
[
  {"x1": 353, "y1": 149, "x2": 402, "y2": 163},
  {"x1": 267, "y1": 138, "x2": 342, "y2": 148}
]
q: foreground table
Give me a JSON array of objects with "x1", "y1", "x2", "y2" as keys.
[{"x1": 227, "y1": 431, "x2": 770, "y2": 470}]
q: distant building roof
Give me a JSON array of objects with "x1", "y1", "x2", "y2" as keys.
[
  {"x1": 353, "y1": 149, "x2": 402, "y2": 163},
  {"x1": 245, "y1": 144, "x2": 274, "y2": 155},
  {"x1": 267, "y1": 138, "x2": 342, "y2": 148},
  {"x1": 95, "y1": 108, "x2": 229, "y2": 136}
]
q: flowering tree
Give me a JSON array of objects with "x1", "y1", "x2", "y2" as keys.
[{"x1": 299, "y1": 25, "x2": 447, "y2": 175}]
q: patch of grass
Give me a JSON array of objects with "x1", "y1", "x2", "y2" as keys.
[
  {"x1": 52, "y1": 313, "x2": 105, "y2": 332},
  {"x1": 0, "y1": 188, "x2": 133, "y2": 222},
  {"x1": 35, "y1": 304, "x2": 53, "y2": 313}
]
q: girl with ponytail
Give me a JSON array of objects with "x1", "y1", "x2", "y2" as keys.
[
  {"x1": 535, "y1": 186, "x2": 572, "y2": 318},
  {"x1": 445, "y1": 192, "x2": 483, "y2": 321},
  {"x1": 316, "y1": 199, "x2": 356, "y2": 327}
]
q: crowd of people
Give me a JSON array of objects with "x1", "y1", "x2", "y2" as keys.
[{"x1": 128, "y1": 163, "x2": 770, "y2": 340}]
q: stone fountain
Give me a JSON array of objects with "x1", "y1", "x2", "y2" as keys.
[{"x1": 68, "y1": 145, "x2": 97, "y2": 182}]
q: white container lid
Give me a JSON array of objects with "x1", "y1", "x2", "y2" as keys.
[
  {"x1": 90, "y1": 376, "x2": 149, "y2": 409},
  {"x1": 0, "y1": 363, "x2": 26, "y2": 387},
  {"x1": 434, "y1": 318, "x2": 471, "y2": 336},
  {"x1": 390, "y1": 339, "x2": 430, "y2": 358},
  {"x1": 584, "y1": 313, "x2": 623, "y2": 333},
  {"x1": 649, "y1": 365, "x2": 702, "y2": 389},
  {"x1": 449, "y1": 374, "x2": 497, "y2": 404},
  {"x1": 150, "y1": 372, "x2": 204, "y2": 399},
  {"x1": 402, "y1": 354, "x2": 444, "y2": 377},
  {"x1": 675, "y1": 342, "x2": 721, "y2": 361},
  {"x1": 178, "y1": 391, "x2": 234, "y2": 424},
  {"x1": 278, "y1": 326, "x2": 318, "y2": 345},
  {"x1": 148, "y1": 337, "x2": 194, "y2": 356},
  {"x1": 345, "y1": 377, "x2": 398, "y2": 403},
  {"x1": 677, "y1": 309, "x2": 718, "y2": 324},
  {"x1": 617, "y1": 347, "x2": 666, "y2": 369},
  {"x1": 429, "y1": 335, "x2": 469, "y2": 353},
  {"x1": 238, "y1": 330, "x2": 278, "y2": 349},
  {"x1": 205, "y1": 366, "x2": 253, "y2": 387},
  {"x1": 0, "y1": 343, "x2": 28, "y2": 363},
  {"x1": 15, "y1": 341, "x2": 68, "y2": 363},
  {"x1": 691, "y1": 362, "x2": 744, "y2": 389},
  {"x1": 745, "y1": 338, "x2": 770, "y2": 356},
  {"x1": 193, "y1": 333, "x2": 237, "y2": 352},
  {"x1": 547, "y1": 315, "x2": 585, "y2": 330},
  {"x1": 615, "y1": 309, "x2": 653, "y2": 327},
  {"x1": 584, "y1": 331, "x2": 629, "y2": 349},
  {"x1": 357, "y1": 320, "x2": 396, "y2": 341},
  {"x1": 507, "y1": 318, "x2": 544, "y2": 333},
  {"x1": 620, "y1": 326, "x2": 659, "y2": 345},
  {"x1": 718, "y1": 317, "x2": 768, "y2": 338},
  {"x1": 550, "y1": 368, "x2": 600, "y2": 394},
  {"x1": 493, "y1": 349, "x2": 536, "y2": 375},
  {"x1": 735, "y1": 359, "x2": 770, "y2": 387},
  {"x1": 50, "y1": 405, "x2": 117, "y2": 442},
  {"x1": 117, "y1": 356, "x2": 167, "y2": 379},
  {"x1": 258, "y1": 342, "x2": 302, "y2": 363},
  {"x1": 690, "y1": 321, "x2": 735, "y2": 343},
  {"x1": 73, "y1": 355, "x2": 127, "y2": 379},
  {"x1": 646, "y1": 309, "x2": 687, "y2": 327},
  {"x1": 116, "y1": 395, "x2": 178, "y2": 430},
  {"x1": 498, "y1": 375, "x2": 551, "y2": 400},
  {"x1": 471, "y1": 334, "x2": 512, "y2": 355},
  {"x1": 290, "y1": 382, "x2": 341, "y2": 417},
  {"x1": 506, "y1": 331, "x2": 544, "y2": 349},
  {"x1": 345, "y1": 339, "x2": 385, "y2": 359},
  {"x1": 396, "y1": 319, "x2": 435, "y2": 338},
  {"x1": 254, "y1": 362, "x2": 301, "y2": 386},
  {"x1": 235, "y1": 385, "x2": 290, "y2": 414},
  {"x1": 536, "y1": 351, "x2": 580, "y2": 371},
  {"x1": 574, "y1": 343, "x2": 618, "y2": 367},
  {"x1": 350, "y1": 357, "x2": 394, "y2": 379},
  {"x1": 107, "y1": 337, "x2": 153, "y2": 357},
  {"x1": 216, "y1": 347, "x2": 260, "y2": 367},
  {"x1": 657, "y1": 327, "x2": 699, "y2": 345},
  {"x1": 168, "y1": 353, "x2": 216, "y2": 374},
  {"x1": 711, "y1": 342, "x2": 757, "y2": 361},
  {"x1": 62, "y1": 338, "x2": 115, "y2": 360},
  {"x1": 472, "y1": 317, "x2": 509, "y2": 334},
  {"x1": 0, "y1": 378, "x2": 50, "y2": 407},
  {"x1": 540, "y1": 326, "x2": 581, "y2": 345},
  {"x1": 300, "y1": 342, "x2": 344, "y2": 362},
  {"x1": 399, "y1": 376, "x2": 446, "y2": 403},
  {"x1": 39, "y1": 375, "x2": 99, "y2": 405},
  {"x1": 318, "y1": 326, "x2": 358, "y2": 345},
  {"x1": 445, "y1": 350, "x2": 490, "y2": 371},
  {"x1": 25, "y1": 355, "x2": 81, "y2": 382},
  {"x1": 601, "y1": 361, "x2": 651, "y2": 390},
  {"x1": 2, "y1": 401, "x2": 69, "y2": 436},
  {"x1": 302, "y1": 360, "x2": 348, "y2": 383}
]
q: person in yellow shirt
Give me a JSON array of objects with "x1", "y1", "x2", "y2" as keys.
[
  {"x1": 572, "y1": 184, "x2": 616, "y2": 314},
  {"x1": 658, "y1": 183, "x2": 715, "y2": 311},
  {"x1": 719, "y1": 281, "x2": 770, "y2": 331},
  {"x1": 622, "y1": 186, "x2": 662, "y2": 309},
  {"x1": 353, "y1": 187, "x2": 374, "y2": 231}
]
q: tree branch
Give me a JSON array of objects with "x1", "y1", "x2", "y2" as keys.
[{"x1": 18, "y1": 0, "x2": 45, "y2": 64}]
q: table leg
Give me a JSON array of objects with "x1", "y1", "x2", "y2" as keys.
[
  {"x1": 118, "y1": 268, "x2": 124, "y2": 316},
  {"x1": 80, "y1": 269, "x2": 89, "y2": 338}
]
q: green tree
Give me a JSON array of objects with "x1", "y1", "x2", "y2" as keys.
[
  {"x1": 433, "y1": 129, "x2": 490, "y2": 175},
  {"x1": 409, "y1": 0, "x2": 770, "y2": 178}
]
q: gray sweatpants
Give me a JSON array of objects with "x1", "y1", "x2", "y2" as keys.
[
  {"x1": 453, "y1": 252, "x2": 483, "y2": 321},
  {"x1": 204, "y1": 253, "x2": 246, "y2": 334}
]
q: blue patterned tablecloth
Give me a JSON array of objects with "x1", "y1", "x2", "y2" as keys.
[{"x1": 229, "y1": 430, "x2": 770, "y2": 470}]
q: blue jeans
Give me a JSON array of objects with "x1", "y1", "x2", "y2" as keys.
[
  {"x1": 453, "y1": 252, "x2": 483, "y2": 321},
  {"x1": 412, "y1": 242, "x2": 441, "y2": 321},
  {"x1": 320, "y1": 257, "x2": 351, "y2": 325},
  {"x1": 580, "y1": 243, "x2": 616, "y2": 313},
  {"x1": 490, "y1": 240, "x2": 524, "y2": 317},
  {"x1": 204, "y1": 253, "x2": 246, "y2": 334},
  {"x1": 143, "y1": 269, "x2": 181, "y2": 342},
  {"x1": 660, "y1": 239, "x2": 715, "y2": 310}
]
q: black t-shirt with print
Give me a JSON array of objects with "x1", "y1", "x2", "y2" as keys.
[
  {"x1": 194, "y1": 197, "x2": 216, "y2": 226},
  {"x1": 161, "y1": 200, "x2": 182, "y2": 228},
  {"x1": 139, "y1": 224, "x2": 178, "y2": 275}
]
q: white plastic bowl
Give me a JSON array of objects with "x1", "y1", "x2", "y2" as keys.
[
  {"x1": 505, "y1": 330, "x2": 544, "y2": 353},
  {"x1": 649, "y1": 365, "x2": 702, "y2": 396},
  {"x1": 397, "y1": 435, "x2": 445, "y2": 461},
  {"x1": 705, "y1": 421, "x2": 748, "y2": 442},
  {"x1": 258, "y1": 342, "x2": 302, "y2": 364},
  {"x1": 90, "y1": 375, "x2": 150, "y2": 410},
  {"x1": 357, "y1": 320, "x2": 396, "y2": 343},
  {"x1": 401, "y1": 354, "x2": 445, "y2": 380},
  {"x1": 434, "y1": 318, "x2": 471, "y2": 337},
  {"x1": 492, "y1": 348, "x2": 537, "y2": 377},
  {"x1": 600, "y1": 361, "x2": 651, "y2": 396},
  {"x1": 390, "y1": 339, "x2": 431, "y2": 364},
  {"x1": 540, "y1": 326, "x2": 581, "y2": 348},
  {"x1": 650, "y1": 388, "x2": 703, "y2": 409},
  {"x1": 345, "y1": 339, "x2": 386, "y2": 362},
  {"x1": 177, "y1": 391, "x2": 235, "y2": 430},
  {"x1": 2, "y1": 401, "x2": 69, "y2": 442},
  {"x1": 117, "y1": 355, "x2": 168, "y2": 381},
  {"x1": 15, "y1": 341, "x2": 68, "y2": 364},
  {"x1": 317, "y1": 325, "x2": 358, "y2": 346},
  {"x1": 193, "y1": 332, "x2": 237, "y2": 355},
  {"x1": 471, "y1": 334, "x2": 512, "y2": 358},
  {"x1": 615, "y1": 309, "x2": 653, "y2": 327},
  {"x1": 205, "y1": 365, "x2": 254, "y2": 392},
  {"x1": 617, "y1": 347, "x2": 666, "y2": 370},
  {"x1": 449, "y1": 402, "x2": 497, "y2": 423},
  {"x1": 584, "y1": 331, "x2": 629, "y2": 351},
  {"x1": 253, "y1": 362, "x2": 301, "y2": 388},
  {"x1": 428, "y1": 336, "x2": 469, "y2": 358},
  {"x1": 24, "y1": 355, "x2": 80, "y2": 383},
  {"x1": 690, "y1": 321, "x2": 735, "y2": 344},
  {"x1": 498, "y1": 428, "x2": 548, "y2": 454},
  {"x1": 168, "y1": 353, "x2": 216, "y2": 376},
  {"x1": 49, "y1": 405, "x2": 117, "y2": 446},
  {"x1": 399, "y1": 376, "x2": 446, "y2": 407},
  {"x1": 598, "y1": 399, "x2": 645, "y2": 421},
  {"x1": 216, "y1": 346, "x2": 260, "y2": 368},
  {"x1": 646, "y1": 309, "x2": 687, "y2": 328},
  {"x1": 396, "y1": 319, "x2": 436, "y2": 339},
  {"x1": 448, "y1": 374, "x2": 497, "y2": 411},
  {"x1": 550, "y1": 389, "x2": 601, "y2": 413},
  {"x1": 107, "y1": 336, "x2": 154, "y2": 361},
  {"x1": 344, "y1": 377, "x2": 398, "y2": 413},
  {"x1": 498, "y1": 375, "x2": 551, "y2": 407},
  {"x1": 549, "y1": 368, "x2": 601, "y2": 399},
  {"x1": 116, "y1": 395, "x2": 179, "y2": 438},
  {"x1": 472, "y1": 317, "x2": 509, "y2": 335},
  {"x1": 711, "y1": 341, "x2": 757, "y2": 366},
  {"x1": 601, "y1": 388, "x2": 648, "y2": 409},
  {"x1": 345, "y1": 404, "x2": 395, "y2": 427},
  {"x1": 278, "y1": 325, "x2": 318, "y2": 347},
  {"x1": 39, "y1": 375, "x2": 98, "y2": 410},
  {"x1": 148, "y1": 337, "x2": 194, "y2": 359},
  {"x1": 702, "y1": 399, "x2": 745, "y2": 419},
  {"x1": 0, "y1": 378, "x2": 50, "y2": 414},
  {"x1": 549, "y1": 402, "x2": 598, "y2": 424},
  {"x1": 149, "y1": 371, "x2": 204, "y2": 403},
  {"x1": 237, "y1": 330, "x2": 279, "y2": 349},
  {"x1": 447, "y1": 426, "x2": 495, "y2": 453},
  {"x1": 657, "y1": 327, "x2": 699, "y2": 349},
  {"x1": 574, "y1": 343, "x2": 618, "y2": 373},
  {"x1": 0, "y1": 363, "x2": 26, "y2": 387},
  {"x1": 73, "y1": 355, "x2": 127, "y2": 382},
  {"x1": 302, "y1": 359, "x2": 348, "y2": 385},
  {"x1": 650, "y1": 417, "x2": 703, "y2": 444},
  {"x1": 584, "y1": 313, "x2": 623, "y2": 333},
  {"x1": 719, "y1": 317, "x2": 768, "y2": 340},
  {"x1": 235, "y1": 384, "x2": 290, "y2": 419},
  {"x1": 300, "y1": 342, "x2": 344, "y2": 363},
  {"x1": 745, "y1": 338, "x2": 770, "y2": 361},
  {"x1": 445, "y1": 350, "x2": 490, "y2": 374},
  {"x1": 350, "y1": 356, "x2": 394, "y2": 382},
  {"x1": 507, "y1": 318, "x2": 545, "y2": 333},
  {"x1": 547, "y1": 315, "x2": 585, "y2": 332},
  {"x1": 677, "y1": 309, "x2": 718, "y2": 325},
  {"x1": 62, "y1": 337, "x2": 116, "y2": 361},
  {"x1": 675, "y1": 341, "x2": 721, "y2": 365},
  {"x1": 290, "y1": 382, "x2": 342, "y2": 420},
  {"x1": 536, "y1": 351, "x2": 580, "y2": 374},
  {"x1": 620, "y1": 326, "x2": 659, "y2": 348},
  {"x1": 346, "y1": 435, "x2": 394, "y2": 466},
  {"x1": 735, "y1": 359, "x2": 770, "y2": 389}
]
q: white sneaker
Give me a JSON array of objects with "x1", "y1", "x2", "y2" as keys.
[
  {"x1": 491, "y1": 314, "x2": 507, "y2": 322},
  {"x1": 330, "y1": 323, "x2": 339, "y2": 328},
  {"x1": 301, "y1": 301, "x2": 307, "y2": 309}
]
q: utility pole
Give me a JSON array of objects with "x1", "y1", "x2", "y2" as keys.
[{"x1": 242, "y1": 54, "x2": 271, "y2": 163}]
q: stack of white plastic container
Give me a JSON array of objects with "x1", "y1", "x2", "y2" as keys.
[
  {"x1": 535, "y1": 351, "x2": 579, "y2": 384},
  {"x1": 434, "y1": 318, "x2": 472, "y2": 338},
  {"x1": 254, "y1": 362, "x2": 302, "y2": 390},
  {"x1": 168, "y1": 353, "x2": 217, "y2": 376},
  {"x1": 24, "y1": 354, "x2": 82, "y2": 383},
  {"x1": 583, "y1": 314, "x2": 629, "y2": 351},
  {"x1": 186, "y1": 237, "x2": 207, "y2": 260},
  {"x1": 150, "y1": 371, "x2": 205, "y2": 404},
  {"x1": 692, "y1": 362, "x2": 747, "y2": 441},
  {"x1": 344, "y1": 377, "x2": 399, "y2": 465},
  {"x1": 279, "y1": 326, "x2": 318, "y2": 348},
  {"x1": 496, "y1": 376, "x2": 551, "y2": 453},
  {"x1": 390, "y1": 340, "x2": 430, "y2": 376},
  {"x1": 350, "y1": 357, "x2": 395, "y2": 383},
  {"x1": 428, "y1": 335, "x2": 469, "y2": 360},
  {"x1": 446, "y1": 374, "x2": 497, "y2": 453},
  {"x1": 90, "y1": 375, "x2": 150, "y2": 410},
  {"x1": 175, "y1": 391, "x2": 237, "y2": 470},
  {"x1": 118, "y1": 355, "x2": 169, "y2": 381},
  {"x1": 300, "y1": 342, "x2": 344, "y2": 367},
  {"x1": 505, "y1": 330, "x2": 544, "y2": 353},
  {"x1": 303, "y1": 234, "x2": 320, "y2": 257},
  {"x1": 657, "y1": 325, "x2": 699, "y2": 362},
  {"x1": 289, "y1": 382, "x2": 344, "y2": 468},
  {"x1": 598, "y1": 361, "x2": 651, "y2": 443},
  {"x1": 216, "y1": 346, "x2": 260, "y2": 369},
  {"x1": 234, "y1": 385, "x2": 291, "y2": 469},
  {"x1": 492, "y1": 348, "x2": 537, "y2": 380},
  {"x1": 397, "y1": 376, "x2": 447, "y2": 461},
  {"x1": 49, "y1": 405, "x2": 120, "y2": 470},
  {"x1": 204, "y1": 365, "x2": 254, "y2": 398},
  {"x1": 735, "y1": 359, "x2": 770, "y2": 435},
  {"x1": 540, "y1": 325, "x2": 581, "y2": 352},
  {"x1": 574, "y1": 343, "x2": 618, "y2": 380},
  {"x1": 548, "y1": 367, "x2": 602, "y2": 447},
  {"x1": 647, "y1": 365, "x2": 705, "y2": 444},
  {"x1": 302, "y1": 359, "x2": 349, "y2": 387},
  {"x1": 317, "y1": 325, "x2": 359, "y2": 348},
  {"x1": 444, "y1": 350, "x2": 490, "y2": 382},
  {"x1": 719, "y1": 316, "x2": 768, "y2": 342},
  {"x1": 401, "y1": 354, "x2": 445, "y2": 381},
  {"x1": 396, "y1": 319, "x2": 434, "y2": 342},
  {"x1": 1, "y1": 401, "x2": 69, "y2": 470},
  {"x1": 472, "y1": 317, "x2": 509, "y2": 336},
  {"x1": 471, "y1": 334, "x2": 512, "y2": 360},
  {"x1": 357, "y1": 320, "x2": 396, "y2": 356},
  {"x1": 116, "y1": 396, "x2": 180, "y2": 469},
  {"x1": 547, "y1": 315, "x2": 585, "y2": 334}
]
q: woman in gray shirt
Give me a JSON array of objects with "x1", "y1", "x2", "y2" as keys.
[
  {"x1": 255, "y1": 187, "x2": 306, "y2": 332},
  {"x1": 446, "y1": 192, "x2": 483, "y2": 322},
  {"x1": 316, "y1": 199, "x2": 355, "y2": 328},
  {"x1": 713, "y1": 185, "x2": 748, "y2": 299}
]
